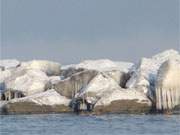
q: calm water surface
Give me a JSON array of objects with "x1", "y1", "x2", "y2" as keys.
[{"x1": 0, "y1": 114, "x2": 180, "y2": 135}]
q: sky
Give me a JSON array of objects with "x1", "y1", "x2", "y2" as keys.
[{"x1": 0, "y1": 0, "x2": 180, "y2": 64}]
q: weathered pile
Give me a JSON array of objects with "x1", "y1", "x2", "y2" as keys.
[{"x1": 0, "y1": 49, "x2": 180, "y2": 115}]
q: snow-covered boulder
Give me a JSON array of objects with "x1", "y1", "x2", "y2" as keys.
[
  {"x1": 5, "y1": 68, "x2": 50, "y2": 96},
  {"x1": 0, "y1": 59, "x2": 20, "y2": 70},
  {"x1": 54, "y1": 70, "x2": 98, "y2": 98},
  {"x1": 94, "y1": 88, "x2": 152, "y2": 114},
  {"x1": 105, "y1": 70, "x2": 130, "y2": 88},
  {"x1": 63, "y1": 59, "x2": 133, "y2": 72},
  {"x1": 156, "y1": 59, "x2": 180, "y2": 112},
  {"x1": 76, "y1": 72, "x2": 121, "y2": 104},
  {"x1": 1, "y1": 89, "x2": 71, "y2": 114},
  {"x1": 10, "y1": 89, "x2": 71, "y2": 106},
  {"x1": 62, "y1": 59, "x2": 133, "y2": 87},
  {"x1": 74, "y1": 72, "x2": 151, "y2": 114},
  {"x1": 49, "y1": 76, "x2": 62, "y2": 85},
  {"x1": 22, "y1": 60, "x2": 61, "y2": 76},
  {"x1": 61, "y1": 67, "x2": 85, "y2": 79},
  {"x1": 126, "y1": 49, "x2": 180, "y2": 99}
]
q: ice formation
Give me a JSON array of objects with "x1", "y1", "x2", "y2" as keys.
[
  {"x1": 5, "y1": 69, "x2": 50, "y2": 96},
  {"x1": 54, "y1": 70, "x2": 98, "y2": 98},
  {"x1": 0, "y1": 49, "x2": 180, "y2": 114},
  {"x1": 22, "y1": 60, "x2": 61, "y2": 76},
  {"x1": 10, "y1": 89, "x2": 71, "y2": 106},
  {"x1": 0, "y1": 70, "x2": 12, "y2": 91},
  {"x1": 126, "y1": 49, "x2": 180, "y2": 99},
  {"x1": 76, "y1": 72, "x2": 121, "y2": 104},
  {"x1": 48, "y1": 76, "x2": 62, "y2": 85},
  {"x1": 0, "y1": 59, "x2": 20, "y2": 70},
  {"x1": 62, "y1": 59, "x2": 132, "y2": 88},
  {"x1": 156, "y1": 59, "x2": 180, "y2": 111},
  {"x1": 62, "y1": 59, "x2": 133, "y2": 72},
  {"x1": 95, "y1": 88, "x2": 152, "y2": 107}
]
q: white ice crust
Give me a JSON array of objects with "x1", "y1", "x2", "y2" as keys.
[
  {"x1": 10, "y1": 89, "x2": 71, "y2": 106},
  {"x1": 126, "y1": 49, "x2": 180, "y2": 95},
  {"x1": 62, "y1": 59, "x2": 133, "y2": 73}
]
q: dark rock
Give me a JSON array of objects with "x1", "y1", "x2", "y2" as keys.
[
  {"x1": 1, "y1": 102, "x2": 72, "y2": 114},
  {"x1": 93, "y1": 99, "x2": 151, "y2": 114}
]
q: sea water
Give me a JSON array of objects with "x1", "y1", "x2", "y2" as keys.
[{"x1": 0, "y1": 114, "x2": 180, "y2": 135}]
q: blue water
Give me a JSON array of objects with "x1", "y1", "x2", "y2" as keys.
[{"x1": 0, "y1": 114, "x2": 180, "y2": 135}]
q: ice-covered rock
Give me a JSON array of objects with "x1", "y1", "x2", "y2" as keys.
[
  {"x1": 62, "y1": 59, "x2": 133, "y2": 72},
  {"x1": 126, "y1": 49, "x2": 180, "y2": 99},
  {"x1": 54, "y1": 70, "x2": 98, "y2": 98},
  {"x1": 62, "y1": 59, "x2": 133, "y2": 87},
  {"x1": 0, "y1": 70, "x2": 12, "y2": 91},
  {"x1": 1, "y1": 50, "x2": 179, "y2": 115},
  {"x1": 5, "y1": 68, "x2": 50, "y2": 96},
  {"x1": 105, "y1": 70, "x2": 130, "y2": 88},
  {"x1": 22, "y1": 60, "x2": 61, "y2": 76},
  {"x1": 74, "y1": 72, "x2": 151, "y2": 114},
  {"x1": 10, "y1": 89, "x2": 71, "y2": 106},
  {"x1": 61, "y1": 67, "x2": 85, "y2": 79},
  {"x1": 76, "y1": 72, "x2": 121, "y2": 104},
  {"x1": 94, "y1": 88, "x2": 152, "y2": 114},
  {"x1": 0, "y1": 59, "x2": 20, "y2": 70},
  {"x1": 156, "y1": 59, "x2": 180, "y2": 112},
  {"x1": 1, "y1": 89, "x2": 71, "y2": 114},
  {"x1": 49, "y1": 76, "x2": 62, "y2": 85}
]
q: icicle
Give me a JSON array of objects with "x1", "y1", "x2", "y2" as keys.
[
  {"x1": 162, "y1": 88, "x2": 167, "y2": 110},
  {"x1": 156, "y1": 88, "x2": 162, "y2": 110},
  {"x1": 157, "y1": 87, "x2": 180, "y2": 111},
  {"x1": 155, "y1": 59, "x2": 180, "y2": 112},
  {"x1": 166, "y1": 89, "x2": 171, "y2": 110}
]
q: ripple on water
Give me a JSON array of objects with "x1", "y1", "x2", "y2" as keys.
[{"x1": 0, "y1": 114, "x2": 180, "y2": 135}]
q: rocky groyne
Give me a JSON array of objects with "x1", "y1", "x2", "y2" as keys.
[{"x1": 0, "y1": 50, "x2": 180, "y2": 115}]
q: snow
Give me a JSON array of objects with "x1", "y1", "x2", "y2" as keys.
[
  {"x1": 0, "y1": 49, "x2": 179, "y2": 113},
  {"x1": 0, "y1": 59, "x2": 20, "y2": 69},
  {"x1": 75, "y1": 71, "x2": 151, "y2": 106},
  {"x1": 10, "y1": 89, "x2": 71, "y2": 106},
  {"x1": 105, "y1": 70, "x2": 122, "y2": 83},
  {"x1": 81, "y1": 73, "x2": 120, "y2": 93},
  {"x1": 152, "y1": 49, "x2": 180, "y2": 61},
  {"x1": 49, "y1": 76, "x2": 62, "y2": 85},
  {"x1": 22, "y1": 60, "x2": 61, "y2": 76},
  {"x1": 5, "y1": 69, "x2": 50, "y2": 96},
  {"x1": 62, "y1": 59, "x2": 133, "y2": 73},
  {"x1": 95, "y1": 88, "x2": 152, "y2": 106},
  {"x1": 76, "y1": 72, "x2": 121, "y2": 104},
  {"x1": 126, "y1": 49, "x2": 180, "y2": 96},
  {"x1": 0, "y1": 70, "x2": 12, "y2": 82}
]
